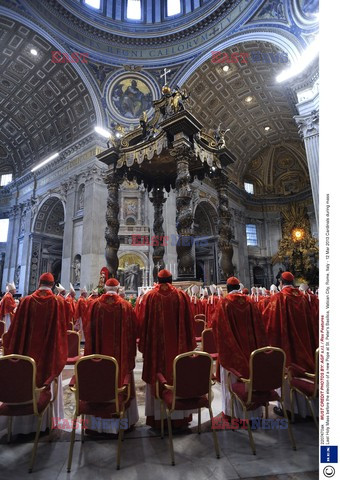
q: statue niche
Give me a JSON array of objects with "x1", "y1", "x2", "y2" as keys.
[{"x1": 124, "y1": 263, "x2": 141, "y2": 292}]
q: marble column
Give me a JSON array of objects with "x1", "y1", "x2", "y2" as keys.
[
  {"x1": 213, "y1": 170, "x2": 234, "y2": 279},
  {"x1": 104, "y1": 170, "x2": 122, "y2": 277},
  {"x1": 173, "y1": 145, "x2": 195, "y2": 280},
  {"x1": 150, "y1": 187, "x2": 166, "y2": 281},
  {"x1": 294, "y1": 110, "x2": 319, "y2": 226}
]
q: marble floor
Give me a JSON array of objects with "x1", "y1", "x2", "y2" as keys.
[{"x1": 0, "y1": 350, "x2": 319, "y2": 480}]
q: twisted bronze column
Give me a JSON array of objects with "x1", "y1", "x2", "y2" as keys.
[
  {"x1": 150, "y1": 187, "x2": 166, "y2": 281},
  {"x1": 104, "y1": 171, "x2": 122, "y2": 277},
  {"x1": 173, "y1": 145, "x2": 195, "y2": 279},
  {"x1": 213, "y1": 170, "x2": 234, "y2": 279}
]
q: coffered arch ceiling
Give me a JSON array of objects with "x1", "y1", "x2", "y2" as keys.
[
  {"x1": 184, "y1": 40, "x2": 306, "y2": 185},
  {"x1": 0, "y1": 17, "x2": 97, "y2": 178}
]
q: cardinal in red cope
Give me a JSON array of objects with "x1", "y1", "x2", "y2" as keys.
[
  {"x1": 3, "y1": 272, "x2": 67, "y2": 434},
  {"x1": 74, "y1": 286, "x2": 88, "y2": 338},
  {"x1": 299, "y1": 282, "x2": 319, "y2": 348},
  {"x1": 257, "y1": 287, "x2": 271, "y2": 314},
  {"x1": 263, "y1": 272, "x2": 318, "y2": 417},
  {"x1": 263, "y1": 272, "x2": 317, "y2": 371},
  {"x1": 0, "y1": 281, "x2": 17, "y2": 331},
  {"x1": 87, "y1": 288, "x2": 99, "y2": 305},
  {"x1": 138, "y1": 269, "x2": 196, "y2": 428},
  {"x1": 84, "y1": 277, "x2": 138, "y2": 432},
  {"x1": 64, "y1": 283, "x2": 77, "y2": 329},
  {"x1": 134, "y1": 287, "x2": 151, "y2": 338},
  {"x1": 189, "y1": 284, "x2": 203, "y2": 317},
  {"x1": 5, "y1": 272, "x2": 68, "y2": 386},
  {"x1": 206, "y1": 284, "x2": 220, "y2": 327},
  {"x1": 212, "y1": 276, "x2": 267, "y2": 418}
]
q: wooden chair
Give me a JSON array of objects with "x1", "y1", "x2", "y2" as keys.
[
  {"x1": 288, "y1": 348, "x2": 319, "y2": 429},
  {"x1": 227, "y1": 346, "x2": 296, "y2": 455},
  {"x1": 156, "y1": 351, "x2": 220, "y2": 465},
  {"x1": 67, "y1": 354, "x2": 132, "y2": 472},
  {"x1": 0, "y1": 354, "x2": 56, "y2": 472}
]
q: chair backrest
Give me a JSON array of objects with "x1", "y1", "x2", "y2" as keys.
[
  {"x1": 194, "y1": 319, "x2": 205, "y2": 337},
  {"x1": 0, "y1": 320, "x2": 5, "y2": 337},
  {"x1": 75, "y1": 355, "x2": 119, "y2": 404},
  {"x1": 67, "y1": 330, "x2": 80, "y2": 358},
  {"x1": 249, "y1": 347, "x2": 285, "y2": 393},
  {"x1": 173, "y1": 351, "x2": 212, "y2": 400},
  {"x1": 194, "y1": 314, "x2": 206, "y2": 322},
  {"x1": 201, "y1": 328, "x2": 217, "y2": 354},
  {"x1": 0, "y1": 355, "x2": 36, "y2": 405}
]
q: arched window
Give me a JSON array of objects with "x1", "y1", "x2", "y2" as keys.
[
  {"x1": 127, "y1": 0, "x2": 142, "y2": 19},
  {"x1": 0, "y1": 173, "x2": 12, "y2": 186},
  {"x1": 244, "y1": 182, "x2": 254, "y2": 194},
  {"x1": 0, "y1": 218, "x2": 9, "y2": 242},
  {"x1": 246, "y1": 224, "x2": 258, "y2": 246},
  {"x1": 167, "y1": 0, "x2": 181, "y2": 16},
  {"x1": 84, "y1": 0, "x2": 100, "y2": 9}
]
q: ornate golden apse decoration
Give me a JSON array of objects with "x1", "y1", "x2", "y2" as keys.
[{"x1": 273, "y1": 204, "x2": 318, "y2": 282}]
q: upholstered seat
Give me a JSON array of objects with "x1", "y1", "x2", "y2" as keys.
[{"x1": 156, "y1": 351, "x2": 220, "y2": 465}]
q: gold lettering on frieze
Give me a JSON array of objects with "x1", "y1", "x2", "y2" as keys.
[{"x1": 51, "y1": 0, "x2": 248, "y2": 60}]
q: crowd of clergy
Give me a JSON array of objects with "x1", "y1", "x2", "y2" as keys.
[{"x1": 0, "y1": 266, "x2": 318, "y2": 435}]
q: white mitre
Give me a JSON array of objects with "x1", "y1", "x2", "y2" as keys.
[
  {"x1": 56, "y1": 284, "x2": 65, "y2": 293},
  {"x1": 6, "y1": 282, "x2": 16, "y2": 292}
]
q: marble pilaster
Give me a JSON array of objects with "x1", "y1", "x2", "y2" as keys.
[{"x1": 294, "y1": 110, "x2": 319, "y2": 226}]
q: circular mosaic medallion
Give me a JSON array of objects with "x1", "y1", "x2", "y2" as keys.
[{"x1": 107, "y1": 73, "x2": 156, "y2": 124}]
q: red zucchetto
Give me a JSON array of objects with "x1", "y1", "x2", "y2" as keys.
[
  {"x1": 158, "y1": 269, "x2": 172, "y2": 279},
  {"x1": 226, "y1": 276, "x2": 240, "y2": 286},
  {"x1": 39, "y1": 272, "x2": 54, "y2": 283},
  {"x1": 106, "y1": 278, "x2": 120, "y2": 287},
  {"x1": 281, "y1": 271, "x2": 294, "y2": 282},
  {"x1": 157, "y1": 269, "x2": 172, "y2": 284}
]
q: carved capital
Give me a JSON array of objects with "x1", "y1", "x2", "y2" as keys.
[{"x1": 295, "y1": 110, "x2": 319, "y2": 139}]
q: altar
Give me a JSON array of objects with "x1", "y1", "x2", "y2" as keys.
[{"x1": 97, "y1": 82, "x2": 236, "y2": 283}]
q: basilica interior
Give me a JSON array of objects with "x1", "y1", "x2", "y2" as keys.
[{"x1": 0, "y1": 0, "x2": 319, "y2": 478}]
